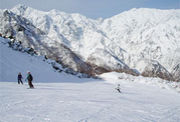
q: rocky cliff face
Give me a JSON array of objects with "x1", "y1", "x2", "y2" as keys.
[
  {"x1": 141, "y1": 60, "x2": 174, "y2": 81},
  {"x1": 1, "y1": 5, "x2": 180, "y2": 81},
  {"x1": 172, "y1": 64, "x2": 180, "y2": 82}
]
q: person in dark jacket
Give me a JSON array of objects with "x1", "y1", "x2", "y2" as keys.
[
  {"x1": 115, "y1": 84, "x2": 121, "y2": 93},
  {"x1": 26, "y1": 72, "x2": 34, "y2": 88},
  {"x1": 18, "y1": 72, "x2": 23, "y2": 84}
]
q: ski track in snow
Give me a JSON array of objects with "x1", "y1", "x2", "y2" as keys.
[{"x1": 0, "y1": 80, "x2": 180, "y2": 122}]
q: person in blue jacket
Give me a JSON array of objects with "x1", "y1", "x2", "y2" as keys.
[{"x1": 17, "y1": 72, "x2": 23, "y2": 85}]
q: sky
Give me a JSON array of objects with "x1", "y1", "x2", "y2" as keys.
[{"x1": 0, "y1": 0, "x2": 179, "y2": 19}]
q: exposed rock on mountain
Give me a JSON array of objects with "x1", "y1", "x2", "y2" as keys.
[
  {"x1": 141, "y1": 60, "x2": 174, "y2": 81},
  {"x1": 0, "y1": 10, "x2": 94, "y2": 75},
  {"x1": 172, "y1": 64, "x2": 180, "y2": 82}
]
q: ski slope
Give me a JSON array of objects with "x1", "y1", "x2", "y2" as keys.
[{"x1": 0, "y1": 76, "x2": 180, "y2": 122}]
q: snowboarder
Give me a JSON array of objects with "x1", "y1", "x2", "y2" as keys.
[
  {"x1": 115, "y1": 84, "x2": 121, "y2": 93},
  {"x1": 26, "y1": 72, "x2": 34, "y2": 88},
  {"x1": 17, "y1": 72, "x2": 23, "y2": 84}
]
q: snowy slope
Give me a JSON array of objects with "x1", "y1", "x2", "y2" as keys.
[
  {"x1": 0, "y1": 37, "x2": 82, "y2": 82},
  {"x1": 101, "y1": 8, "x2": 180, "y2": 72},
  {"x1": 10, "y1": 5, "x2": 102, "y2": 58},
  {"x1": 0, "y1": 74, "x2": 180, "y2": 122},
  {"x1": 1, "y1": 5, "x2": 180, "y2": 80},
  {"x1": 0, "y1": 10, "x2": 95, "y2": 75},
  {"x1": 10, "y1": 5, "x2": 136, "y2": 74}
]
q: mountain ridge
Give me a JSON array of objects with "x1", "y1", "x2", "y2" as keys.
[{"x1": 1, "y1": 5, "x2": 180, "y2": 81}]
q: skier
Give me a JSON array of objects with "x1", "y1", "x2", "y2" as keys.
[
  {"x1": 115, "y1": 84, "x2": 121, "y2": 93},
  {"x1": 17, "y1": 72, "x2": 23, "y2": 84},
  {"x1": 26, "y1": 72, "x2": 34, "y2": 88}
]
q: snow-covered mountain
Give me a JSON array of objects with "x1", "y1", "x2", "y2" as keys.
[
  {"x1": 0, "y1": 9, "x2": 95, "y2": 76},
  {"x1": 101, "y1": 8, "x2": 180, "y2": 71},
  {"x1": 1, "y1": 5, "x2": 180, "y2": 81}
]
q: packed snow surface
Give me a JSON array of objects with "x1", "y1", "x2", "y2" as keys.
[{"x1": 0, "y1": 76, "x2": 180, "y2": 122}]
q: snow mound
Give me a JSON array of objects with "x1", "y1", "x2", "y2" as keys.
[{"x1": 100, "y1": 72, "x2": 180, "y2": 92}]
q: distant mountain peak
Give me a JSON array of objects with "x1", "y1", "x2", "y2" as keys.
[{"x1": 13, "y1": 4, "x2": 28, "y2": 11}]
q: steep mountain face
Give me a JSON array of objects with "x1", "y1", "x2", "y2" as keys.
[
  {"x1": 101, "y1": 8, "x2": 180, "y2": 73},
  {"x1": 140, "y1": 60, "x2": 174, "y2": 81},
  {"x1": 0, "y1": 10, "x2": 94, "y2": 75},
  {"x1": 10, "y1": 5, "x2": 136, "y2": 75},
  {"x1": 172, "y1": 64, "x2": 180, "y2": 82},
  {"x1": 1, "y1": 5, "x2": 180, "y2": 81}
]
